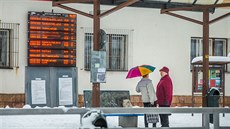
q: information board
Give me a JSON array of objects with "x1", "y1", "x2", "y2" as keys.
[
  {"x1": 28, "y1": 11, "x2": 76, "y2": 67},
  {"x1": 83, "y1": 90, "x2": 130, "y2": 107},
  {"x1": 90, "y1": 51, "x2": 106, "y2": 83}
]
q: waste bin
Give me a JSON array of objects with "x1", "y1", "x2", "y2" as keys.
[
  {"x1": 207, "y1": 88, "x2": 220, "y2": 123},
  {"x1": 93, "y1": 114, "x2": 107, "y2": 128},
  {"x1": 81, "y1": 110, "x2": 108, "y2": 128}
]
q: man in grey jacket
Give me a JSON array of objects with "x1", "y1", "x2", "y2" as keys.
[{"x1": 136, "y1": 74, "x2": 157, "y2": 127}]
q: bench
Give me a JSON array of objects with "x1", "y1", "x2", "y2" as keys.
[{"x1": 103, "y1": 113, "x2": 144, "y2": 127}]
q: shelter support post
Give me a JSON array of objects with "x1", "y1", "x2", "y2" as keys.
[
  {"x1": 202, "y1": 8, "x2": 209, "y2": 107},
  {"x1": 192, "y1": 65, "x2": 195, "y2": 107},
  {"x1": 92, "y1": 0, "x2": 101, "y2": 107},
  {"x1": 222, "y1": 65, "x2": 225, "y2": 107}
]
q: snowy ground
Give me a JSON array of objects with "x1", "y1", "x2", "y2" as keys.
[{"x1": 0, "y1": 113, "x2": 229, "y2": 129}]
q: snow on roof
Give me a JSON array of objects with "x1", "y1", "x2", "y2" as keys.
[{"x1": 192, "y1": 53, "x2": 230, "y2": 65}]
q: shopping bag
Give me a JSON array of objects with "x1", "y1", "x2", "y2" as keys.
[
  {"x1": 146, "y1": 113, "x2": 159, "y2": 123},
  {"x1": 146, "y1": 103, "x2": 159, "y2": 123}
]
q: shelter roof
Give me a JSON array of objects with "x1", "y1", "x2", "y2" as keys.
[
  {"x1": 98, "y1": 0, "x2": 230, "y2": 9},
  {"x1": 53, "y1": 0, "x2": 230, "y2": 13},
  {"x1": 56, "y1": 0, "x2": 229, "y2": 9}
]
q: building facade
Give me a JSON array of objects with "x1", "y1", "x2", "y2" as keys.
[{"x1": 0, "y1": 0, "x2": 230, "y2": 107}]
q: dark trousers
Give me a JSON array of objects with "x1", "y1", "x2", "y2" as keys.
[
  {"x1": 159, "y1": 114, "x2": 169, "y2": 127},
  {"x1": 143, "y1": 102, "x2": 156, "y2": 128},
  {"x1": 159, "y1": 105, "x2": 170, "y2": 127}
]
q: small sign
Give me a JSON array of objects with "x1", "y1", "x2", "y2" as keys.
[
  {"x1": 98, "y1": 68, "x2": 106, "y2": 72},
  {"x1": 62, "y1": 75, "x2": 69, "y2": 78},
  {"x1": 95, "y1": 63, "x2": 100, "y2": 68},
  {"x1": 97, "y1": 73, "x2": 106, "y2": 82}
]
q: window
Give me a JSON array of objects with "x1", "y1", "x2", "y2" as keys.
[
  {"x1": 213, "y1": 39, "x2": 226, "y2": 56},
  {"x1": 191, "y1": 38, "x2": 202, "y2": 63},
  {"x1": 84, "y1": 33, "x2": 128, "y2": 71},
  {"x1": 191, "y1": 38, "x2": 214, "y2": 62},
  {"x1": 0, "y1": 30, "x2": 9, "y2": 67},
  {"x1": 0, "y1": 23, "x2": 19, "y2": 68},
  {"x1": 190, "y1": 37, "x2": 229, "y2": 71}
]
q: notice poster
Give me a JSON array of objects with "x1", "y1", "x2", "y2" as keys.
[
  {"x1": 210, "y1": 70, "x2": 216, "y2": 79},
  {"x1": 58, "y1": 78, "x2": 73, "y2": 105},
  {"x1": 216, "y1": 80, "x2": 221, "y2": 87},
  {"x1": 216, "y1": 70, "x2": 221, "y2": 79},
  {"x1": 97, "y1": 72, "x2": 106, "y2": 83},
  {"x1": 210, "y1": 80, "x2": 216, "y2": 87},
  {"x1": 31, "y1": 80, "x2": 46, "y2": 104}
]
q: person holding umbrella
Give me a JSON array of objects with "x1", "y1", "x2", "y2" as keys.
[
  {"x1": 136, "y1": 74, "x2": 158, "y2": 127},
  {"x1": 156, "y1": 66, "x2": 173, "y2": 127},
  {"x1": 126, "y1": 65, "x2": 158, "y2": 127}
]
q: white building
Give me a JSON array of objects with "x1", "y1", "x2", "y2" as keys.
[{"x1": 0, "y1": 0, "x2": 229, "y2": 107}]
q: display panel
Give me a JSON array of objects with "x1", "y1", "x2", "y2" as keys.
[
  {"x1": 29, "y1": 58, "x2": 76, "y2": 66},
  {"x1": 29, "y1": 40, "x2": 76, "y2": 49},
  {"x1": 28, "y1": 11, "x2": 76, "y2": 67}
]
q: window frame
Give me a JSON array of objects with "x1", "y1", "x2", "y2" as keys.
[
  {"x1": 190, "y1": 37, "x2": 229, "y2": 72},
  {"x1": 0, "y1": 22, "x2": 19, "y2": 69},
  {"x1": 84, "y1": 33, "x2": 128, "y2": 71}
]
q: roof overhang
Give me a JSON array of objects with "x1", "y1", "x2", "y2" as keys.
[{"x1": 52, "y1": 0, "x2": 230, "y2": 10}]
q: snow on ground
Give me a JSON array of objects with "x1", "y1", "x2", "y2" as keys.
[
  {"x1": 107, "y1": 113, "x2": 230, "y2": 128},
  {"x1": 0, "y1": 115, "x2": 81, "y2": 129},
  {"x1": 0, "y1": 112, "x2": 230, "y2": 129}
]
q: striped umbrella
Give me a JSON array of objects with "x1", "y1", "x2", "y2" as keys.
[{"x1": 126, "y1": 65, "x2": 156, "y2": 79}]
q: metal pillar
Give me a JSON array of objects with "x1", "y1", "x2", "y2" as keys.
[
  {"x1": 192, "y1": 65, "x2": 195, "y2": 107},
  {"x1": 202, "y1": 8, "x2": 209, "y2": 107},
  {"x1": 222, "y1": 65, "x2": 225, "y2": 107},
  {"x1": 91, "y1": 0, "x2": 101, "y2": 107}
]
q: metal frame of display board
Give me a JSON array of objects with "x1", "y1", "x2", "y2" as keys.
[{"x1": 191, "y1": 65, "x2": 225, "y2": 107}]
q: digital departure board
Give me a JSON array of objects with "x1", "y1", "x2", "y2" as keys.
[{"x1": 28, "y1": 11, "x2": 76, "y2": 67}]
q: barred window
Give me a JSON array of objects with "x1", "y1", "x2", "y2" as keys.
[
  {"x1": 0, "y1": 23, "x2": 19, "y2": 68},
  {"x1": 84, "y1": 33, "x2": 128, "y2": 71}
]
